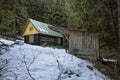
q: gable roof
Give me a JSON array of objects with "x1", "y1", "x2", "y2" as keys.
[{"x1": 26, "y1": 18, "x2": 63, "y2": 38}]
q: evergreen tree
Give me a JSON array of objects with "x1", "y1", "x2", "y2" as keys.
[{"x1": 118, "y1": 0, "x2": 120, "y2": 50}]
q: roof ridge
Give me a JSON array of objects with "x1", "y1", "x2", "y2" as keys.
[{"x1": 29, "y1": 18, "x2": 52, "y2": 26}]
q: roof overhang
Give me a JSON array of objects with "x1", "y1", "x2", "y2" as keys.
[{"x1": 48, "y1": 26, "x2": 90, "y2": 34}]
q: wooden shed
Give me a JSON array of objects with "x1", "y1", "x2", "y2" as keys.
[
  {"x1": 49, "y1": 26, "x2": 99, "y2": 59},
  {"x1": 22, "y1": 18, "x2": 63, "y2": 47},
  {"x1": 69, "y1": 30, "x2": 99, "y2": 59}
]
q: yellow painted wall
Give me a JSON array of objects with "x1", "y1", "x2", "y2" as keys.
[{"x1": 23, "y1": 22, "x2": 39, "y2": 36}]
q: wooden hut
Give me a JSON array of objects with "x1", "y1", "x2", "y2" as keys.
[
  {"x1": 22, "y1": 18, "x2": 63, "y2": 47},
  {"x1": 69, "y1": 30, "x2": 99, "y2": 59},
  {"x1": 49, "y1": 26, "x2": 99, "y2": 59}
]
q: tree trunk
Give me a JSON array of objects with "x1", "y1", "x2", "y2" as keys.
[{"x1": 118, "y1": 0, "x2": 120, "y2": 50}]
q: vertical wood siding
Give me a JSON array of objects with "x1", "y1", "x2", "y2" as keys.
[{"x1": 69, "y1": 31, "x2": 99, "y2": 58}]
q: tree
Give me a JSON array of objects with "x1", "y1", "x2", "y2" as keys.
[
  {"x1": 0, "y1": 0, "x2": 15, "y2": 36},
  {"x1": 118, "y1": 0, "x2": 120, "y2": 50}
]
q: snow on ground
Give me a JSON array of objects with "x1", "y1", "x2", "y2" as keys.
[
  {"x1": 0, "y1": 38, "x2": 14, "y2": 45},
  {"x1": 0, "y1": 38, "x2": 110, "y2": 80}
]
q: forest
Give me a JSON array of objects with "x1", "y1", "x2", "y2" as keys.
[{"x1": 0, "y1": 0, "x2": 119, "y2": 53}]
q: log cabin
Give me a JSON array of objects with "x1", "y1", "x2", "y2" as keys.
[{"x1": 22, "y1": 18, "x2": 63, "y2": 47}]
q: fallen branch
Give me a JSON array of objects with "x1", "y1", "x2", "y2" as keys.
[
  {"x1": 23, "y1": 50, "x2": 42, "y2": 80},
  {"x1": 52, "y1": 54, "x2": 63, "y2": 80},
  {"x1": 0, "y1": 59, "x2": 8, "y2": 71},
  {"x1": 23, "y1": 54, "x2": 35, "y2": 80},
  {"x1": 0, "y1": 41, "x2": 10, "y2": 54},
  {"x1": 28, "y1": 51, "x2": 42, "y2": 68}
]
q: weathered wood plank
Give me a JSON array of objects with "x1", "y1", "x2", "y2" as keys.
[{"x1": 69, "y1": 31, "x2": 99, "y2": 59}]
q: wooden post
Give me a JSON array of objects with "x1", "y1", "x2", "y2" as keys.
[{"x1": 114, "y1": 62, "x2": 118, "y2": 80}]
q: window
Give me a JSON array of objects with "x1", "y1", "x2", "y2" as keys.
[
  {"x1": 29, "y1": 35, "x2": 34, "y2": 43},
  {"x1": 40, "y1": 37, "x2": 55, "y2": 42},
  {"x1": 58, "y1": 38, "x2": 61, "y2": 44},
  {"x1": 29, "y1": 27, "x2": 33, "y2": 31}
]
